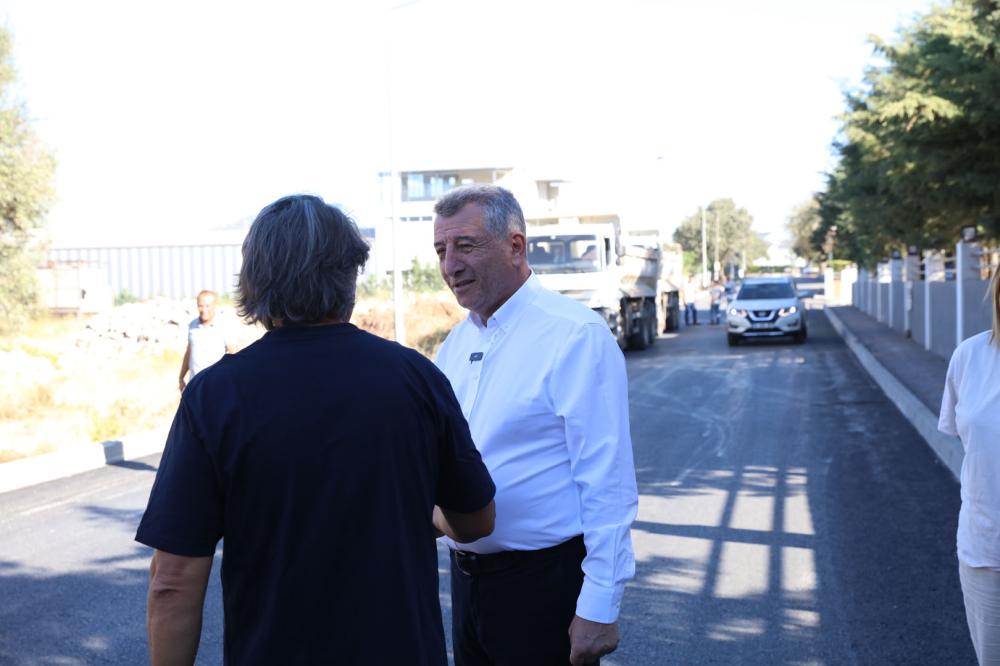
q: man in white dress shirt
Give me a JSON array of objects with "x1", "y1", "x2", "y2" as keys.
[{"x1": 432, "y1": 185, "x2": 638, "y2": 665}]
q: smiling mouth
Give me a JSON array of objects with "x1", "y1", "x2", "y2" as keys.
[{"x1": 452, "y1": 280, "x2": 475, "y2": 290}]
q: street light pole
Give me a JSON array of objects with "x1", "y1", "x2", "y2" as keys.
[
  {"x1": 713, "y1": 211, "x2": 720, "y2": 282},
  {"x1": 385, "y1": 1, "x2": 421, "y2": 344},
  {"x1": 700, "y1": 206, "x2": 708, "y2": 289}
]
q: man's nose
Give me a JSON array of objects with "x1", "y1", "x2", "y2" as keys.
[{"x1": 441, "y1": 248, "x2": 463, "y2": 277}]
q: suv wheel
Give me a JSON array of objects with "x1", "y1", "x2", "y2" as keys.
[{"x1": 727, "y1": 333, "x2": 740, "y2": 347}]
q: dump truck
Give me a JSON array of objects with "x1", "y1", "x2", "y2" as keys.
[{"x1": 526, "y1": 216, "x2": 681, "y2": 351}]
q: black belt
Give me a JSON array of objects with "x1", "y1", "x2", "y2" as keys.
[{"x1": 450, "y1": 535, "x2": 584, "y2": 576}]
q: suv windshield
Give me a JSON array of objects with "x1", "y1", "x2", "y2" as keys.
[
  {"x1": 737, "y1": 282, "x2": 796, "y2": 300},
  {"x1": 528, "y1": 235, "x2": 601, "y2": 274}
]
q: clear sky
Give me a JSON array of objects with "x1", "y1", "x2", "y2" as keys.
[{"x1": 3, "y1": 0, "x2": 935, "y2": 247}]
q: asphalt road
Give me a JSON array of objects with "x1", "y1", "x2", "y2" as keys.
[{"x1": 0, "y1": 308, "x2": 972, "y2": 665}]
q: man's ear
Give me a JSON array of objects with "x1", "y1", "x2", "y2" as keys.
[{"x1": 510, "y1": 232, "x2": 527, "y2": 266}]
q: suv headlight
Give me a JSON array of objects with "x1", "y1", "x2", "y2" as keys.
[
  {"x1": 779, "y1": 305, "x2": 798, "y2": 316},
  {"x1": 729, "y1": 308, "x2": 748, "y2": 317}
]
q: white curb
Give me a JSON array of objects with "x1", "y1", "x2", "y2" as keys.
[
  {"x1": 0, "y1": 426, "x2": 168, "y2": 495},
  {"x1": 826, "y1": 308, "x2": 962, "y2": 481}
]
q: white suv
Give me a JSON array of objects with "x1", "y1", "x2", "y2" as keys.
[{"x1": 726, "y1": 277, "x2": 807, "y2": 346}]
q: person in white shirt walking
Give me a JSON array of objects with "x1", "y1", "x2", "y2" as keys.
[
  {"x1": 940, "y1": 266, "x2": 1000, "y2": 665},
  {"x1": 179, "y1": 290, "x2": 236, "y2": 391},
  {"x1": 432, "y1": 185, "x2": 638, "y2": 666}
]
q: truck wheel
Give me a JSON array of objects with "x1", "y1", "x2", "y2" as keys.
[
  {"x1": 627, "y1": 317, "x2": 649, "y2": 351},
  {"x1": 615, "y1": 316, "x2": 629, "y2": 351},
  {"x1": 646, "y1": 305, "x2": 657, "y2": 346},
  {"x1": 665, "y1": 304, "x2": 680, "y2": 332}
]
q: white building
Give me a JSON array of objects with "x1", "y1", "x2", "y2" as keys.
[{"x1": 372, "y1": 165, "x2": 641, "y2": 273}]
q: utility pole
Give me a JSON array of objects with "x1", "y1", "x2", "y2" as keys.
[
  {"x1": 386, "y1": 1, "x2": 419, "y2": 345},
  {"x1": 700, "y1": 206, "x2": 708, "y2": 288},
  {"x1": 713, "y1": 211, "x2": 720, "y2": 282}
]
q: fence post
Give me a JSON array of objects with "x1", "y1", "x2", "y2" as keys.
[
  {"x1": 889, "y1": 254, "x2": 902, "y2": 329},
  {"x1": 904, "y1": 250, "x2": 919, "y2": 336},
  {"x1": 924, "y1": 252, "x2": 933, "y2": 352},
  {"x1": 956, "y1": 241, "x2": 965, "y2": 346}
]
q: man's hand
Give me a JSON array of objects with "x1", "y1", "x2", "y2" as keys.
[{"x1": 568, "y1": 615, "x2": 619, "y2": 665}]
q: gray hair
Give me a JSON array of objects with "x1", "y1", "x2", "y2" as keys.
[
  {"x1": 433, "y1": 185, "x2": 525, "y2": 239},
  {"x1": 236, "y1": 194, "x2": 369, "y2": 330}
]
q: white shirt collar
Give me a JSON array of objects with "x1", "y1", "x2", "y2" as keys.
[{"x1": 469, "y1": 272, "x2": 540, "y2": 332}]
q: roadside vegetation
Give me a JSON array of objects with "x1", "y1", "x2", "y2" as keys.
[
  {"x1": 797, "y1": 0, "x2": 1000, "y2": 267},
  {"x1": 0, "y1": 286, "x2": 461, "y2": 464},
  {"x1": 0, "y1": 27, "x2": 56, "y2": 336},
  {"x1": 672, "y1": 198, "x2": 771, "y2": 275}
]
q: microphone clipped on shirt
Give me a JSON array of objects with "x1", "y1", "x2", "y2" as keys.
[{"x1": 469, "y1": 352, "x2": 484, "y2": 364}]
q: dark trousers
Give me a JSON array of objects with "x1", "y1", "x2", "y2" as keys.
[
  {"x1": 684, "y1": 303, "x2": 698, "y2": 325},
  {"x1": 449, "y1": 535, "x2": 593, "y2": 666}
]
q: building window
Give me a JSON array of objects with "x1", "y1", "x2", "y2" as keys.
[{"x1": 402, "y1": 173, "x2": 459, "y2": 201}]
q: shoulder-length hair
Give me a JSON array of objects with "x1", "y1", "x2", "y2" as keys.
[{"x1": 236, "y1": 194, "x2": 369, "y2": 330}]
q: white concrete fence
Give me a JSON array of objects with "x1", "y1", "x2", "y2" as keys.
[{"x1": 852, "y1": 242, "x2": 998, "y2": 361}]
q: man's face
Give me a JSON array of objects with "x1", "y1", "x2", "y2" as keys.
[
  {"x1": 433, "y1": 203, "x2": 525, "y2": 321},
  {"x1": 196, "y1": 294, "x2": 217, "y2": 324}
]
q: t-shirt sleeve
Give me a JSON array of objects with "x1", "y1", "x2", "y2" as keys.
[
  {"x1": 135, "y1": 400, "x2": 223, "y2": 556},
  {"x1": 938, "y1": 347, "x2": 961, "y2": 437},
  {"x1": 431, "y1": 369, "x2": 495, "y2": 514}
]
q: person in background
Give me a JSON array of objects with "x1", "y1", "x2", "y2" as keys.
[
  {"x1": 683, "y1": 277, "x2": 699, "y2": 326},
  {"x1": 178, "y1": 290, "x2": 236, "y2": 391},
  {"x1": 709, "y1": 282, "x2": 724, "y2": 325},
  {"x1": 939, "y1": 266, "x2": 1000, "y2": 665},
  {"x1": 137, "y1": 194, "x2": 495, "y2": 666},
  {"x1": 432, "y1": 185, "x2": 638, "y2": 666}
]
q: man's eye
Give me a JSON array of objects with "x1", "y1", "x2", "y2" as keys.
[{"x1": 458, "y1": 244, "x2": 473, "y2": 252}]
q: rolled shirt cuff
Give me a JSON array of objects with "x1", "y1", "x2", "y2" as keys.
[{"x1": 575, "y1": 577, "x2": 625, "y2": 624}]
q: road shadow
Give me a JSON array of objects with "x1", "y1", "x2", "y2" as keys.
[
  {"x1": 0, "y1": 554, "x2": 223, "y2": 665},
  {"x1": 615, "y1": 309, "x2": 973, "y2": 665}
]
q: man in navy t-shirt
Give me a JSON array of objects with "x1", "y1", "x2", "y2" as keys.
[{"x1": 136, "y1": 194, "x2": 496, "y2": 665}]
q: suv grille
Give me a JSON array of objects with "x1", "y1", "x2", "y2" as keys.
[{"x1": 749, "y1": 309, "x2": 777, "y2": 322}]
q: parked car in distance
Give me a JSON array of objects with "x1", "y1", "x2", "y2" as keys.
[{"x1": 726, "y1": 277, "x2": 807, "y2": 346}]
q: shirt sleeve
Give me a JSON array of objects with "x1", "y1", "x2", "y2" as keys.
[
  {"x1": 135, "y1": 400, "x2": 223, "y2": 557},
  {"x1": 939, "y1": 347, "x2": 961, "y2": 437},
  {"x1": 550, "y1": 322, "x2": 638, "y2": 623},
  {"x1": 431, "y1": 365, "x2": 496, "y2": 514}
]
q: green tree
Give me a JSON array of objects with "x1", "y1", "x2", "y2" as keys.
[
  {"x1": 787, "y1": 198, "x2": 824, "y2": 263},
  {"x1": 672, "y1": 198, "x2": 769, "y2": 275},
  {"x1": 816, "y1": 0, "x2": 1000, "y2": 267},
  {"x1": 0, "y1": 27, "x2": 56, "y2": 333}
]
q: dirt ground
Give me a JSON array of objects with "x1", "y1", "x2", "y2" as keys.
[{"x1": 0, "y1": 293, "x2": 464, "y2": 463}]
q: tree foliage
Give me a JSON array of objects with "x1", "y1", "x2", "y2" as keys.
[
  {"x1": 815, "y1": 0, "x2": 1000, "y2": 267},
  {"x1": 787, "y1": 198, "x2": 824, "y2": 263},
  {"x1": 0, "y1": 26, "x2": 55, "y2": 333},
  {"x1": 672, "y1": 198, "x2": 769, "y2": 275}
]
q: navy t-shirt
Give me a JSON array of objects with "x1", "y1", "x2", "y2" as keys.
[{"x1": 135, "y1": 323, "x2": 495, "y2": 665}]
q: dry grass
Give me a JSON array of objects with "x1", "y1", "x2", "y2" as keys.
[
  {"x1": 0, "y1": 293, "x2": 462, "y2": 463},
  {"x1": 353, "y1": 292, "x2": 465, "y2": 357}
]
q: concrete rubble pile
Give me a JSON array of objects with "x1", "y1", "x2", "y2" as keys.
[{"x1": 78, "y1": 300, "x2": 238, "y2": 355}]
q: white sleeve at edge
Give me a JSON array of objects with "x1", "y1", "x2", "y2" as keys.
[{"x1": 551, "y1": 322, "x2": 638, "y2": 624}]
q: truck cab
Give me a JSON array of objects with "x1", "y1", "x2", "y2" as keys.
[{"x1": 526, "y1": 222, "x2": 672, "y2": 350}]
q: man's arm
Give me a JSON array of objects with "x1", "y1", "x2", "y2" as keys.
[
  {"x1": 147, "y1": 549, "x2": 213, "y2": 666},
  {"x1": 433, "y1": 500, "x2": 495, "y2": 543},
  {"x1": 550, "y1": 322, "x2": 639, "y2": 662},
  {"x1": 178, "y1": 344, "x2": 191, "y2": 392}
]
